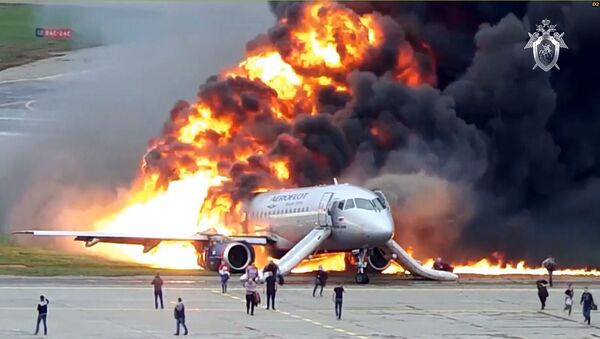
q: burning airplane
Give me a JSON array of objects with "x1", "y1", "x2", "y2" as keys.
[{"x1": 16, "y1": 183, "x2": 458, "y2": 283}]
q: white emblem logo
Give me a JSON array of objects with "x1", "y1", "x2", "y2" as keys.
[{"x1": 524, "y1": 18, "x2": 568, "y2": 72}]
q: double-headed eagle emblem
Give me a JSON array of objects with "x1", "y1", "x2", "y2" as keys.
[{"x1": 524, "y1": 18, "x2": 568, "y2": 72}]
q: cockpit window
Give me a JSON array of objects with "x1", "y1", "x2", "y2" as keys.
[
  {"x1": 373, "y1": 191, "x2": 388, "y2": 209},
  {"x1": 344, "y1": 199, "x2": 355, "y2": 210},
  {"x1": 372, "y1": 198, "x2": 385, "y2": 210},
  {"x1": 338, "y1": 201, "x2": 344, "y2": 210},
  {"x1": 355, "y1": 198, "x2": 375, "y2": 210}
]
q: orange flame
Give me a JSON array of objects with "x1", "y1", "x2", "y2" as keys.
[{"x1": 291, "y1": 253, "x2": 347, "y2": 273}]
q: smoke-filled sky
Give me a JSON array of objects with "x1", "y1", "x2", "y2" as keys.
[{"x1": 3, "y1": 2, "x2": 600, "y2": 266}]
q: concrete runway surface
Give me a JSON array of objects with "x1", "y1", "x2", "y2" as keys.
[{"x1": 0, "y1": 276, "x2": 599, "y2": 338}]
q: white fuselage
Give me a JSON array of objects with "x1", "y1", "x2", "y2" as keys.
[{"x1": 245, "y1": 184, "x2": 394, "y2": 252}]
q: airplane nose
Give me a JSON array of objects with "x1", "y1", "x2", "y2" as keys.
[
  {"x1": 377, "y1": 216, "x2": 394, "y2": 241},
  {"x1": 366, "y1": 213, "x2": 394, "y2": 245}
]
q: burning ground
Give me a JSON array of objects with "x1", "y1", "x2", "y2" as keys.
[{"x1": 7, "y1": 1, "x2": 600, "y2": 273}]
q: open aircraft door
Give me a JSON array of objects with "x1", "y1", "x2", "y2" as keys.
[{"x1": 317, "y1": 192, "x2": 334, "y2": 227}]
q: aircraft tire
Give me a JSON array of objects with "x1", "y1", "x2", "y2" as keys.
[{"x1": 355, "y1": 273, "x2": 370, "y2": 284}]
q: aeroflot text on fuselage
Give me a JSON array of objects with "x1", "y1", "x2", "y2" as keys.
[{"x1": 270, "y1": 193, "x2": 309, "y2": 202}]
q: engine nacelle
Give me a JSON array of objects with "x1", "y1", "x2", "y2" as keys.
[
  {"x1": 367, "y1": 247, "x2": 392, "y2": 271},
  {"x1": 205, "y1": 242, "x2": 255, "y2": 273}
]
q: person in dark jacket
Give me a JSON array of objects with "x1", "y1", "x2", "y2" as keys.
[
  {"x1": 151, "y1": 273, "x2": 164, "y2": 309},
  {"x1": 564, "y1": 283, "x2": 574, "y2": 316},
  {"x1": 173, "y1": 297, "x2": 188, "y2": 336},
  {"x1": 265, "y1": 272, "x2": 278, "y2": 310},
  {"x1": 263, "y1": 260, "x2": 279, "y2": 277},
  {"x1": 34, "y1": 295, "x2": 49, "y2": 335},
  {"x1": 332, "y1": 282, "x2": 344, "y2": 320},
  {"x1": 433, "y1": 257, "x2": 454, "y2": 272},
  {"x1": 313, "y1": 265, "x2": 328, "y2": 297},
  {"x1": 536, "y1": 280, "x2": 549, "y2": 310},
  {"x1": 581, "y1": 287, "x2": 595, "y2": 325}
]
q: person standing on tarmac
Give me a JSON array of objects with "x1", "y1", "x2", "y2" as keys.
[
  {"x1": 313, "y1": 265, "x2": 328, "y2": 297},
  {"x1": 265, "y1": 271, "x2": 277, "y2": 310},
  {"x1": 173, "y1": 297, "x2": 188, "y2": 336},
  {"x1": 564, "y1": 283, "x2": 574, "y2": 316},
  {"x1": 332, "y1": 282, "x2": 344, "y2": 320},
  {"x1": 34, "y1": 295, "x2": 49, "y2": 335},
  {"x1": 536, "y1": 280, "x2": 549, "y2": 310},
  {"x1": 542, "y1": 257, "x2": 557, "y2": 287},
  {"x1": 151, "y1": 273, "x2": 164, "y2": 309},
  {"x1": 218, "y1": 260, "x2": 230, "y2": 293},
  {"x1": 581, "y1": 286, "x2": 596, "y2": 325},
  {"x1": 244, "y1": 278, "x2": 258, "y2": 316}
]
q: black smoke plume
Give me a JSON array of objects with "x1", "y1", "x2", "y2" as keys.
[{"x1": 265, "y1": 2, "x2": 600, "y2": 265}]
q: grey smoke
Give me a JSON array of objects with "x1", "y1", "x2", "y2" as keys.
[
  {"x1": 2, "y1": 3, "x2": 273, "y2": 235},
  {"x1": 364, "y1": 173, "x2": 474, "y2": 258}
]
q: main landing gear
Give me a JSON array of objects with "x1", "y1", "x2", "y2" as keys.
[{"x1": 352, "y1": 249, "x2": 370, "y2": 284}]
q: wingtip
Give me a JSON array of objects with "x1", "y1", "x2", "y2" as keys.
[{"x1": 11, "y1": 230, "x2": 34, "y2": 235}]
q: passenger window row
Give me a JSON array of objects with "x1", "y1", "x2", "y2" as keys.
[{"x1": 250, "y1": 207, "x2": 310, "y2": 218}]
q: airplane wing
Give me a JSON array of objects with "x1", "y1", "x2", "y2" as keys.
[{"x1": 13, "y1": 230, "x2": 273, "y2": 253}]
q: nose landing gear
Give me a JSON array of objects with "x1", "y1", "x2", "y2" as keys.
[{"x1": 352, "y1": 249, "x2": 370, "y2": 284}]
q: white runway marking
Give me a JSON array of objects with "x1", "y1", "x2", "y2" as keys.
[
  {"x1": 0, "y1": 116, "x2": 49, "y2": 122},
  {"x1": 0, "y1": 101, "x2": 28, "y2": 107},
  {"x1": 0, "y1": 71, "x2": 80, "y2": 85},
  {"x1": 211, "y1": 289, "x2": 369, "y2": 338},
  {"x1": 0, "y1": 131, "x2": 28, "y2": 137},
  {"x1": 25, "y1": 100, "x2": 36, "y2": 111}
]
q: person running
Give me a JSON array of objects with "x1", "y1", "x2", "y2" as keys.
[
  {"x1": 313, "y1": 265, "x2": 328, "y2": 297},
  {"x1": 244, "y1": 278, "x2": 258, "y2": 316},
  {"x1": 332, "y1": 282, "x2": 344, "y2": 320},
  {"x1": 34, "y1": 295, "x2": 49, "y2": 335},
  {"x1": 151, "y1": 273, "x2": 164, "y2": 309},
  {"x1": 173, "y1": 297, "x2": 188, "y2": 336},
  {"x1": 542, "y1": 257, "x2": 557, "y2": 287},
  {"x1": 564, "y1": 283, "x2": 574, "y2": 316},
  {"x1": 218, "y1": 261, "x2": 230, "y2": 293},
  {"x1": 536, "y1": 280, "x2": 549, "y2": 310},
  {"x1": 265, "y1": 271, "x2": 277, "y2": 310},
  {"x1": 581, "y1": 287, "x2": 595, "y2": 325}
]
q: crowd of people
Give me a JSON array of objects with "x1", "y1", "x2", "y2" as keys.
[
  {"x1": 30, "y1": 258, "x2": 597, "y2": 336},
  {"x1": 236, "y1": 260, "x2": 343, "y2": 317},
  {"x1": 536, "y1": 257, "x2": 596, "y2": 325},
  {"x1": 536, "y1": 280, "x2": 596, "y2": 324}
]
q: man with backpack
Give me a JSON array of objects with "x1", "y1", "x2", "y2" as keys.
[{"x1": 173, "y1": 297, "x2": 188, "y2": 336}]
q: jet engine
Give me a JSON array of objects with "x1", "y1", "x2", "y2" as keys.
[
  {"x1": 344, "y1": 247, "x2": 392, "y2": 273},
  {"x1": 367, "y1": 247, "x2": 392, "y2": 271},
  {"x1": 204, "y1": 242, "x2": 255, "y2": 273}
]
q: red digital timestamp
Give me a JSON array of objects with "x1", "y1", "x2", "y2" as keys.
[{"x1": 35, "y1": 28, "x2": 73, "y2": 39}]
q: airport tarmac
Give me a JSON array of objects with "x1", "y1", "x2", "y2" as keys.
[{"x1": 0, "y1": 275, "x2": 599, "y2": 338}]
